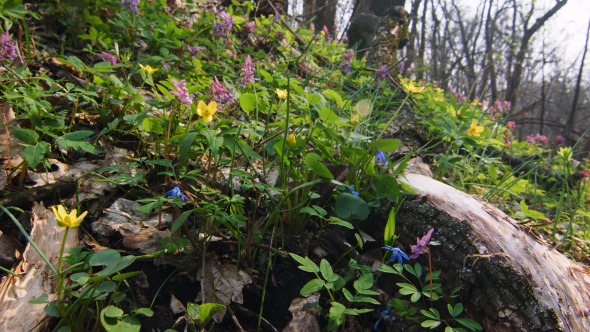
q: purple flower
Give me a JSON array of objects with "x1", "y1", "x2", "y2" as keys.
[
  {"x1": 382, "y1": 246, "x2": 409, "y2": 265},
  {"x1": 506, "y1": 121, "x2": 516, "y2": 130},
  {"x1": 321, "y1": 25, "x2": 332, "y2": 42},
  {"x1": 240, "y1": 55, "x2": 255, "y2": 87},
  {"x1": 121, "y1": 0, "x2": 140, "y2": 13},
  {"x1": 98, "y1": 51, "x2": 118, "y2": 65},
  {"x1": 213, "y1": 11, "x2": 235, "y2": 37},
  {"x1": 535, "y1": 133, "x2": 547, "y2": 146},
  {"x1": 170, "y1": 79, "x2": 193, "y2": 108},
  {"x1": 375, "y1": 65, "x2": 390, "y2": 83},
  {"x1": 210, "y1": 75, "x2": 235, "y2": 103},
  {"x1": 374, "y1": 150, "x2": 387, "y2": 166},
  {"x1": 555, "y1": 134, "x2": 566, "y2": 146},
  {"x1": 0, "y1": 31, "x2": 17, "y2": 61},
  {"x1": 165, "y1": 187, "x2": 188, "y2": 200},
  {"x1": 410, "y1": 228, "x2": 434, "y2": 259},
  {"x1": 244, "y1": 21, "x2": 256, "y2": 33},
  {"x1": 339, "y1": 50, "x2": 354, "y2": 74},
  {"x1": 346, "y1": 185, "x2": 359, "y2": 196},
  {"x1": 187, "y1": 46, "x2": 205, "y2": 58}
]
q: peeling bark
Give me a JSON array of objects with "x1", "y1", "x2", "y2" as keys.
[{"x1": 391, "y1": 172, "x2": 590, "y2": 331}]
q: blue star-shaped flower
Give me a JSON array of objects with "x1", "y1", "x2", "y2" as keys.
[
  {"x1": 381, "y1": 246, "x2": 409, "y2": 265},
  {"x1": 374, "y1": 150, "x2": 388, "y2": 166},
  {"x1": 346, "y1": 185, "x2": 359, "y2": 196},
  {"x1": 374, "y1": 305, "x2": 394, "y2": 330},
  {"x1": 165, "y1": 187, "x2": 189, "y2": 201}
]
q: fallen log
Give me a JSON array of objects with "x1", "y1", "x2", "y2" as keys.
[
  {"x1": 393, "y1": 171, "x2": 590, "y2": 331},
  {"x1": 0, "y1": 203, "x2": 78, "y2": 331}
]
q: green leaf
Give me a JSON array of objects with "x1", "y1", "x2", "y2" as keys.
[
  {"x1": 102, "y1": 305, "x2": 124, "y2": 318},
  {"x1": 198, "y1": 303, "x2": 226, "y2": 326},
  {"x1": 449, "y1": 303, "x2": 463, "y2": 317},
  {"x1": 327, "y1": 302, "x2": 346, "y2": 331},
  {"x1": 319, "y1": 259, "x2": 334, "y2": 281},
  {"x1": 60, "y1": 130, "x2": 94, "y2": 140},
  {"x1": 300, "y1": 278, "x2": 325, "y2": 295},
  {"x1": 96, "y1": 255, "x2": 135, "y2": 276},
  {"x1": 142, "y1": 117, "x2": 165, "y2": 134},
  {"x1": 289, "y1": 253, "x2": 319, "y2": 273},
  {"x1": 353, "y1": 273, "x2": 374, "y2": 292},
  {"x1": 327, "y1": 217, "x2": 354, "y2": 229},
  {"x1": 371, "y1": 174, "x2": 400, "y2": 201},
  {"x1": 23, "y1": 142, "x2": 49, "y2": 168},
  {"x1": 89, "y1": 249, "x2": 121, "y2": 266},
  {"x1": 28, "y1": 294, "x2": 48, "y2": 304},
  {"x1": 112, "y1": 271, "x2": 141, "y2": 281},
  {"x1": 172, "y1": 210, "x2": 193, "y2": 233},
  {"x1": 322, "y1": 89, "x2": 344, "y2": 108},
  {"x1": 421, "y1": 320, "x2": 441, "y2": 329},
  {"x1": 11, "y1": 128, "x2": 39, "y2": 144},
  {"x1": 368, "y1": 139, "x2": 401, "y2": 152},
  {"x1": 454, "y1": 318, "x2": 483, "y2": 330},
  {"x1": 334, "y1": 193, "x2": 369, "y2": 220},
  {"x1": 44, "y1": 302, "x2": 61, "y2": 317},
  {"x1": 98, "y1": 281, "x2": 117, "y2": 293},
  {"x1": 304, "y1": 153, "x2": 334, "y2": 179},
  {"x1": 100, "y1": 313, "x2": 140, "y2": 332},
  {"x1": 187, "y1": 302, "x2": 201, "y2": 320},
  {"x1": 383, "y1": 207, "x2": 397, "y2": 246},
  {"x1": 239, "y1": 92, "x2": 256, "y2": 113},
  {"x1": 132, "y1": 308, "x2": 154, "y2": 317},
  {"x1": 179, "y1": 132, "x2": 198, "y2": 165}
]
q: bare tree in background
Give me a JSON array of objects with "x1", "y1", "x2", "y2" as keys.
[
  {"x1": 302, "y1": 0, "x2": 338, "y2": 29},
  {"x1": 504, "y1": 0, "x2": 568, "y2": 112},
  {"x1": 564, "y1": 16, "x2": 590, "y2": 145}
]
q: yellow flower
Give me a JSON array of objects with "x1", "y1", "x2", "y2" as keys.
[
  {"x1": 401, "y1": 79, "x2": 425, "y2": 94},
  {"x1": 320, "y1": 31, "x2": 326, "y2": 36},
  {"x1": 470, "y1": 99, "x2": 479, "y2": 107},
  {"x1": 467, "y1": 120, "x2": 484, "y2": 137},
  {"x1": 52, "y1": 205, "x2": 87, "y2": 229},
  {"x1": 350, "y1": 114, "x2": 360, "y2": 125},
  {"x1": 197, "y1": 100, "x2": 217, "y2": 123},
  {"x1": 139, "y1": 64, "x2": 158, "y2": 74},
  {"x1": 276, "y1": 89, "x2": 288, "y2": 99},
  {"x1": 287, "y1": 133, "x2": 296, "y2": 145}
]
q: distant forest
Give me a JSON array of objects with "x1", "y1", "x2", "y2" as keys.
[{"x1": 286, "y1": 0, "x2": 589, "y2": 153}]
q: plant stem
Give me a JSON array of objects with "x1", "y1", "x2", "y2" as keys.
[
  {"x1": 56, "y1": 227, "x2": 70, "y2": 320},
  {"x1": 427, "y1": 244, "x2": 433, "y2": 307}
]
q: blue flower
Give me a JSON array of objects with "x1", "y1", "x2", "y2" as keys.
[
  {"x1": 165, "y1": 187, "x2": 189, "y2": 201},
  {"x1": 346, "y1": 185, "x2": 359, "y2": 196},
  {"x1": 374, "y1": 305, "x2": 394, "y2": 330},
  {"x1": 374, "y1": 150, "x2": 387, "y2": 166},
  {"x1": 382, "y1": 246, "x2": 409, "y2": 265}
]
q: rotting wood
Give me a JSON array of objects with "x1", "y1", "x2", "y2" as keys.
[
  {"x1": 0, "y1": 202, "x2": 78, "y2": 331},
  {"x1": 393, "y1": 171, "x2": 590, "y2": 332}
]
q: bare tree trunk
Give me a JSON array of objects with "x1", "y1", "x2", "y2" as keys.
[
  {"x1": 405, "y1": 0, "x2": 423, "y2": 69},
  {"x1": 564, "y1": 15, "x2": 590, "y2": 144},
  {"x1": 415, "y1": 0, "x2": 428, "y2": 80},
  {"x1": 505, "y1": 0, "x2": 568, "y2": 113},
  {"x1": 302, "y1": 0, "x2": 338, "y2": 30},
  {"x1": 481, "y1": 0, "x2": 498, "y2": 100}
]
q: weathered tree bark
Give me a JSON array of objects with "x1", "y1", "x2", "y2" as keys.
[
  {"x1": 391, "y1": 172, "x2": 590, "y2": 331},
  {"x1": 0, "y1": 203, "x2": 78, "y2": 331}
]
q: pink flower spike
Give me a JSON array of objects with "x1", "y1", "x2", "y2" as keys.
[
  {"x1": 170, "y1": 79, "x2": 193, "y2": 109},
  {"x1": 410, "y1": 228, "x2": 434, "y2": 259}
]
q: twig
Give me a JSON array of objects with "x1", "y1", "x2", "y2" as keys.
[{"x1": 227, "y1": 305, "x2": 246, "y2": 332}]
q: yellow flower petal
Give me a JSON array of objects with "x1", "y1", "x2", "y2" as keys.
[
  {"x1": 139, "y1": 64, "x2": 158, "y2": 74},
  {"x1": 287, "y1": 133, "x2": 296, "y2": 145},
  {"x1": 197, "y1": 100, "x2": 217, "y2": 123},
  {"x1": 467, "y1": 120, "x2": 484, "y2": 137},
  {"x1": 52, "y1": 205, "x2": 87, "y2": 228},
  {"x1": 276, "y1": 89, "x2": 288, "y2": 99}
]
